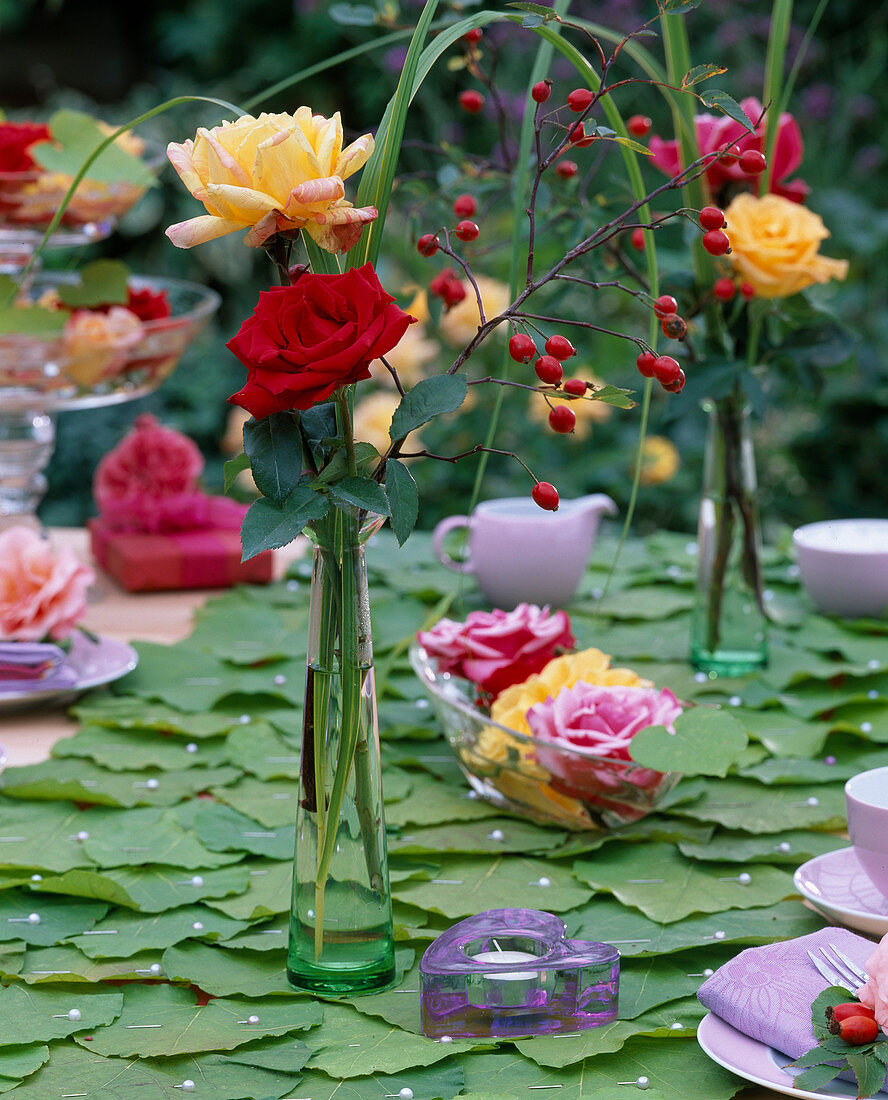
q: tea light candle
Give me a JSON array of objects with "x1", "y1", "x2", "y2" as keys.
[{"x1": 470, "y1": 948, "x2": 540, "y2": 1008}]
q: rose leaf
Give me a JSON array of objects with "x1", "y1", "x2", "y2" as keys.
[
  {"x1": 243, "y1": 412, "x2": 303, "y2": 506},
  {"x1": 385, "y1": 459, "x2": 419, "y2": 545},
  {"x1": 390, "y1": 374, "x2": 468, "y2": 440},
  {"x1": 629, "y1": 708, "x2": 748, "y2": 778}
]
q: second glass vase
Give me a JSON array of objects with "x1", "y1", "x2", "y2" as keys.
[
  {"x1": 690, "y1": 397, "x2": 768, "y2": 676},
  {"x1": 287, "y1": 507, "x2": 395, "y2": 996}
]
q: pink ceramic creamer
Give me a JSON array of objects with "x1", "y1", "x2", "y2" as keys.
[{"x1": 846, "y1": 766, "x2": 888, "y2": 900}]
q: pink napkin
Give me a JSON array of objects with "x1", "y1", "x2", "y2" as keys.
[
  {"x1": 698, "y1": 926, "x2": 885, "y2": 1088},
  {"x1": 0, "y1": 641, "x2": 78, "y2": 693}
]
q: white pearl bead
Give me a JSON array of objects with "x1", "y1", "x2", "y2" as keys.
[
  {"x1": 778, "y1": 842, "x2": 791, "y2": 853},
  {"x1": 537, "y1": 877, "x2": 551, "y2": 887},
  {"x1": 190, "y1": 876, "x2": 204, "y2": 887},
  {"x1": 149, "y1": 963, "x2": 162, "y2": 975},
  {"x1": 192, "y1": 922, "x2": 204, "y2": 931},
  {"x1": 703, "y1": 968, "x2": 714, "y2": 977},
  {"x1": 738, "y1": 872, "x2": 751, "y2": 885},
  {"x1": 247, "y1": 1014, "x2": 260, "y2": 1025},
  {"x1": 67, "y1": 1008, "x2": 82, "y2": 1021},
  {"x1": 489, "y1": 829, "x2": 504, "y2": 841},
  {"x1": 30, "y1": 874, "x2": 42, "y2": 882},
  {"x1": 181, "y1": 1081, "x2": 195, "y2": 1092},
  {"x1": 273, "y1": 674, "x2": 286, "y2": 686},
  {"x1": 439, "y1": 1034, "x2": 453, "y2": 1043},
  {"x1": 807, "y1": 796, "x2": 819, "y2": 807},
  {"x1": 670, "y1": 1021, "x2": 683, "y2": 1030},
  {"x1": 713, "y1": 930, "x2": 726, "y2": 940},
  {"x1": 145, "y1": 778, "x2": 159, "y2": 790},
  {"x1": 399, "y1": 1089, "x2": 414, "y2": 1100},
  {"x1": 186, "y1": 743, "x2": 198, "y2": 753},
  {"x1": 636, "y1": 1076, "x2": 650, "y2": 1090},
  {"x1": 238, "y1": 715, "x2": 251, "y2": 724},
  {"x1": 76, "y1": 831, "x2": 89, "y2": 841},
  {"x1": 27, "y1": 913, "x2": 41, "y2": 925}
]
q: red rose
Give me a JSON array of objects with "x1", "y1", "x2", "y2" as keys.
[
  {"x1": 0, "y1": 121, "x2": 52, "y2": 174},
  {"x1": 226, "y1": 263, "x2": 416, "y2": 418},
  {"x1": 91, "y1": 286, "x2": 172, "y2": 322}
]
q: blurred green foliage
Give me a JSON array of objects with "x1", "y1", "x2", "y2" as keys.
[{"x1": 1, "y1": 0, "x2": 885, "y2": 533}]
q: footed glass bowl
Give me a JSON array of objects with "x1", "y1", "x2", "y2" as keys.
[{"x1": 410, "y1": 644, "x2": 681, "y2": 831}]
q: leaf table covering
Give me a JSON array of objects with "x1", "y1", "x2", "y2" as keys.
[{"x1": 0, "y1": 530, "x2": 886, "y2": 1098}]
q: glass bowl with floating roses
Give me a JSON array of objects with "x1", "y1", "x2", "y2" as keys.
[{"x1": 411, "y1": 604, "x2": 683, "y2": 831}]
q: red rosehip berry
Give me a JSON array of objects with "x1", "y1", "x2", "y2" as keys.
[
  {"x1": 828, "y1": 1003, "x2": 877, "y2": 1025},
  {"x1": 534, "y1": 355, "x2": 563, "y2": 385},
  {"x1": 653, "y1": 294, "x2": 678, "y2": 318},
  {"x1": 459, "y1": 90, "x2": 484, "y2": 114},
  {"x1": 713, "y1": 277, "x2": 736, "y2": 301},
  {"x1": 739, "y1": 148, "x2": 767, "y2": 175},
  {"x1": 555, "y1": 159, "x2": 578, "y2": 179},
  {"x1": 829, "y1": 1015, "x2": 880, "y2": 1045},
  {"x1": 532, "y1": 481, "x2": 559, "y2": 511},
  {"x1": 545, "y1": 334, "x2": 576, "y2": 361},
  {"x1": 417, "y1": 233, "x2": 439, "y2": 257},
  {"x1": 566, "y1": 88, "x2": 594, "y2": 113},
  {"x1": 568, "y1": 121, "x2": 594, "y2": 147},
  {"x1": 548, "y1": 404, "x2": 576, "y2": 433},
  {"x1": 702, "y1": 229, "x2": 731, "y2": 256},
  {"x1": 452, "y1": 194, "x2": 478, "y2": 218},
  {"x1": 287, "y1": 263, "x2": 309, "y2": 284},
  {"x1": 462, "y1": 27, "x2": 483, "y2": 44},
  {"x1": 700, "y1": 206, "x2": 726, "y2": 231},
  {"x1": 630, "y1": 227, "x2": 646, "y2": 251},
  {"x1": 636, "y1": 351, "x2": 656, "y2": 378},
  {"x1": 532, "y1": 80, "x2": 552, "y2": 104},
  {"x1": 661, "y1": 313, "x2": 687, "y2": 340},
  {"x1": 454, "y1": 219, "x2": 479, "y2": 242},
  {"x1": 717, "y1": 143, "x2": 741, "y2": 165},
  {"x1": 562, "y1": 378, "x2": 587, "y2": 396},
  {"x1": 627, "y1": 114, "x2": 652, "y2": 137},
  {"x1": 652, "y1": 355, "x2": 681, "y2": 385},
  {"x1": 509, "y1": 333, "x2": 537, "y2": 363},
  {"x1": 442, "y1": 280, "x2": 466, "y2": 307},
  {"x1": 663, "y1": 368, "x2": 686, "y2": 393},
  {"x1": 740, "y1": 282, "x2": 755, "y2": 300}
]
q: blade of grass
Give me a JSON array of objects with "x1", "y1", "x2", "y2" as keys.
[{"x1": 762, "y1": 0, "x2": 793, "y2": 193}]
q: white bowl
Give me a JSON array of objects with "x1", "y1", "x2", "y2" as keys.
[{"x1": 793, "y1": 519, "x2": 888, "y2": 618}]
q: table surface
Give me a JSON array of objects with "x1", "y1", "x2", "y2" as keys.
[{"x1": 0, "y1": 529, "x2": 851, "y2": 1100}]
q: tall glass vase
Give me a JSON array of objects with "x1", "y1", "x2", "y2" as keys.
[
  {"x1": 690, "y1": 396, "x2": 768, "y2": 676},
  {"x1": 287, "y1": 506, "x2": 395, "y2": 995}
]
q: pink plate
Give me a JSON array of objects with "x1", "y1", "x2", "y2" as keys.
[
  {"x1": 698, "y1": 1012, "x2": 888, "y2": 1099},
  {"x1": 0, "y1": 632, "x2": 137, "y2": 713},
  {"x1": 794, "y1": 846, "x2": 888, "y2": 936}
]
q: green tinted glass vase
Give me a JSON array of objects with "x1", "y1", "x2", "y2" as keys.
[
  {"x1": 690, "y1": 397, "x2": 768, "y2": 676},
  {"x1": 287, "y1": 507, "x2": 395, "y2": 996}
]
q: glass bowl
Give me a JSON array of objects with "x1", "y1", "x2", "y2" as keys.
[
  {"x1": 409, "y1": 644, "x2": 681, "y2": 831},
  {"x1": 0, "y1": 275, "x2": 221, "y2": 411}
]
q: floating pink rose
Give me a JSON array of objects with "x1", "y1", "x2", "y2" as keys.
[
  {"x1": 0, "y1": 526, "x2": 95, "y2": 642},
  {"x1": 526, "y1": 682, "x2": 683, "y2": 804},
  {"x1": 418, "y1": 603, "x2": 575, "y2": 699},
  {"x1": 649, "y1": 96, "x2": 808, "y2": 203},
  {"x1": 856, "y1": 930, "x2": 888, "y2": 1034}
]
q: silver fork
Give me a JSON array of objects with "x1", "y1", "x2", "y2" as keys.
[{"x1": 806, "y1": 943, "x2": 871, "y2": 992}]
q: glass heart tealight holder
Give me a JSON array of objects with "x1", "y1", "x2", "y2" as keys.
[{"x1": 419, "y1": 908, "x2": 619, "y2": 1039}]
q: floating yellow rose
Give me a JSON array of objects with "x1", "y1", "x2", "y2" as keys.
[
  {"x1": 438, "y1": 276, "x2": 510, "y2": 346},
  {"x1": 165, "y1": 109, "x2": 376, "y2": 253},
  {"x1": 724, "y1": 193, "x2": 848, "y2": 299},
  {"x1": 491, "y1": 647, "x2": 650, "y2": 736}
]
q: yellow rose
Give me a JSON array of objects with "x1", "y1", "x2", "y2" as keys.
[
  {"x1": 724, "y1": 193, "x2": 848, "y2": 299},
  {"x1": 438, "y1": 276, "x2": 510, "y2": 346},
  {"x1": 528, "y1": 374, "x2": 612, "y2": 440},
  {"x1": 491, "y1": 647, "x2": 650, "y2": 736},
  {"x1": 371, "y1": 292, "x2": 439, "y2": 389},
  {"x1": 637, "y1": 435, "x2": 680, "y2": 486},
  {"x1": 165, "y1": 109, "x2": 376, "y2": 253},
  {"x1": 62, "y1": 307, "x2": 144, "y2": 386}
]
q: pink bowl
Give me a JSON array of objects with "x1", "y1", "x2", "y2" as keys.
[
  {"x1": 846, "y1": 766, "x2": 888, "y2": 900},
  {"x1": 793, "y1": 519, "x2": 888, "y2": 618}
]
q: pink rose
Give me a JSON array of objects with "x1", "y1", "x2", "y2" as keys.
[
  {"x1": 526, "y1": 683, "x2": 683, "y2": 804},
  {"x1": 0, "y1": 526, "x2": 95, "y2": 641},
  {"x1": 649, "y1": 96, "x2": 808, "y2": 203},
  {"x1": 856, "y1": 930, "x2": 888, "y2": 1034},
  {"x1": 417, "y1": 603, "x2": 575, "y2": 699},
  {"x1": 94, "y1": 414, "x2": 208, "y2": 533}
]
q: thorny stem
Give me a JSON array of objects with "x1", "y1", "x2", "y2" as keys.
[
  {"x1": 378, "y1": 354, "x2": 405, "y2": 397},
  {"x1": 398, "y1": 443, "x2": 539, "y2": 481}
]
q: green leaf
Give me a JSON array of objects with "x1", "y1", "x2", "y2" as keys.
[
  {"x1": 57, "y1": 260, "x2": 129, "y2": 308},
  {"x1": 385, "y1": 459, "x2": 419, "y2": 545},
  {"x1": 669, "y1": 777, "x2": 846, "y2": 833},
  {"x1": 204, "y1": 858, "x2": 292, "y2": 921},
  {"x1": 789, "y1": 1045, "x2": 844, "y2": 1068},
  {"x1": 0, "y1": 892, "x2": 108, "y2": 947},
  {"x1": 223, "y1": 722, "x2": 301, "y2": 782},
  {"x1": 791, "y1": 1063, "x2": 844, "y2": 1090},
  {"x1": 393, "y1": 855, "x2": 590, "y2": 918},
  {"x1": 162, "y1": 942, "x2": 297, "y2": 998},
  {"x1": 629, "y1": 707, "x2": 748, "y2": 778},
  {"x1": 329, "y1": 2, "x2": 379, "y2": 25},
  {"x1": 384, "y1": 777, "x2": 502, "y2": 828},
  {"x1": 32, "y1": 109, "x2": 155, "y2": 186},
  {"x1": 573, "y1": 842, "x2": 795, "y2": 922},
  {"x1": 292, "y1": 1063, "x2": 465, "y2": 1100},
  {"x1": 0, "y1": 985, "x2": 123, "y2": 1047},
  {"x1": 810, "y1": 986, "x2": 857, "y2": 1039},
  {"x1": 0, "y1": 1043, "x2": 48, "y2": 1085},
  {"x1": 10, "y1": 1043, "x2": 297, "y2": 1100},
  {"x1": 79, "y1": 806, "x2": 242, "y2": 870},
  {"x1": 593, "y1": 384, "x2": 637, "y2": 409},
  {"x1": 223, "y1": 452, "x2": 251, "y2": 493},
  {"x1": 680, "y1": 63, "x2": 727, "y2": 88},
  {"x1": 389, "y1": 816, "x2": 565, "y2": 857},
  {"x1": 327, "y1": 475, "x2": 391, "y2": 516},
  {"x1": 243, "y1": 413, "x2": 303, "y2": 506},
  {"x1": 76, "y1": 984, "x2": 322, "y2": 1057},
  {"x1": 677, "y1": 829, "x2": 845, "y2": 865},
  {"x1": 314, "y1": 441, "x2": 379, "y2": 483},
  {"x1": 507, "y1": 2, "x2": 562, "y2": 17},
  {"x1": 208, "y1": 777, "x2": 302, "y2": 829},
  {"x1": 697, "y1": 90, "x2": 756, "y2": 131},
  {"x1": 189, "y1": 800, "x2": 295, "y2": 859},
  {"x1": 390, "y1": 374, "x2": 468, "y2": 441},
  {"x1": 66, "y1": 907, "x2": 247, "y2": 959},
  {"x1": 0, "y1": 306, "x2": 66, "y2": 335},
  {"x1": 51, "y1": 723, "x2": 227, "y2": 772},
  {"x1": 32, "y1": 863, "x2": 250, "y2": 913},
  {"x1": 241, "y1": 486, "x2": 329, "y2": 560}
]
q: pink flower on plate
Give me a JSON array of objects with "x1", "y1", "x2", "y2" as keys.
[
  {"x1": 0, "y1": 526, "x2": 95, "y2": 642},
  {"x1": 526, "y1": 682, "x2": 683, "y2": 802},
  {"x1": 856, "y1": 930, "x2": 888, "y2": 1034},
  {"x1": 649, "y1": 96, "x2": 808, "y2": 203},
  {"x1": 418, "y1": 603, "x2": 575, "y2": 699}
]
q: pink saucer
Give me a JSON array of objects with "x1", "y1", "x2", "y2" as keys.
[{"x1": 793, "y1": 846, "x2": 888, "y2": 935}]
